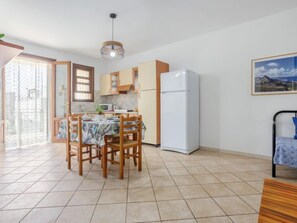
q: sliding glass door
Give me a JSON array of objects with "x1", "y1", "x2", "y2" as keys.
[{"x1": 2, "y1": 57, "x2": 49, "y2": 148}]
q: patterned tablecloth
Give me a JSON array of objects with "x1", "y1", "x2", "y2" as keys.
[
  {"x1": 57, "y1": 118, "x2": 145, "y2": 147},
  {"x1": 273, "y1": 137, "x2": 297, "y2": 168}
]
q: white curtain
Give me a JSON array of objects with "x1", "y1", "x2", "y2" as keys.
[{"x1": 4, "y1": 57, "x2": 49, "y2": 148}]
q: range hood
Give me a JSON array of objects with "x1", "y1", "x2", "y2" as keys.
[
  {"x1": 118, "y1": 84, "x2": 135, "y2": 94},
  {"x1": 0, "y1": 40, "x2": 24, "y2": 69}
]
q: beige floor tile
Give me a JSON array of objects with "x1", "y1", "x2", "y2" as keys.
[
  {"x1": 225, "y1": 182, "x2": 259, "y2": 195},
  {"x1": 0, "y1": 174, "x2": 25, "y2": 183},
  {"x1": 151, "y1": 176, "x2": 175, "y2": 187},
  {"x1": 68, "y1": 190, "x2": 101, "y2": 205},
  {"x1": 233, "y1": 172, "x2": 262, "y2": 181},
  {"x1": 40, "y1": 172, "x2": 67, "y2": 181},
  {"x1": 127, "y1": 202, "x2": 160, "y2": 222},
  {"x1": 128, "y1": 176, "x2": 152, "y2": 188},
  {"x1": 213, "y1": 173, "x2": 241, "y2": 183},
  {"x1": 205, "y1": 166, "x2": 229, "y2": 173},
  {"x1": 104, "y1": 178, "x2": 128, "y2": 189},
  {"x1": 158, "y1": 200, "x2": 194, "y2": 220},
  {"x1": 196, "y1": 216, "x2": 232, "y2": 223},
  {"x1": 0, "y1": 184, "x2": 9, "y2": 191},
  {"x1": 37, "y1": 191, "x2": 74, "y2": 207},
  {"x1": 0, "y1": 194, "x2": 18, "y2": 209},
  {"x1": 164, "y1": 161, "x2": 184, "y2": 168},
  {"x1": 172, "y1": 175, "x2": 198, "y2": 186},
  {"x1": 193, "y1": 174, "x2": 220, "y2": 184},
  {"x1": 20, "y1": 207, "x2": 63, "y2": 223},
  {"x1": 202, "y1": 183, "x2": 235, "y2": 197},
  {"x1": 3, "y1": 193, "x2": 46, "y2": 210},
  {"x1": 186, "y1": 166, "x2": 209, "y2": 175},
  {"x1": 91, "y1": 203, "x2": 126, "y2": 223},
  {"x1": 214, "y1": 196, "x2": 256, "y2": 215},
  {"x1": 62, "y1": 171, "x2": 86, "y2": 181},
  {"x1": 0, "y1": 209, "x2": 31, "y2": 223},
  {"x1": 78, "y1": 179, "x2": 105, "y2": 191},
  {"x1": 56, "y1": 205, "x2": 95, "y2": 223},
  {"x1": 25, "y1": 181, "x2": 58, "y2": 193},
  {"x1": 186, "y1": 198, "x2": 225, "y2": 218},
  {"x1": 240, "y1": 194, "x2": 262, "y2": 212},
  {"x1": 246, "y1": 181, "x2": 264, "y2": 192},
  {"x1": 98, "y1": 189, "x2": 127, "y2": 204},
  {"x1": 16, "y1": 173, "x2": 46, "y2": 182},
  {"x1": 128, "y1": 187, "x2": 155, "y2": 202},
  {"x1": 168, "y1": 167, "x2": 190, "y2": 176},
  {"x1": 149, "y1": 168, "x2": 170, "y2": 176},
  {"x1": 52, "y1": 180, "x2": 82, "y2": 192},
  {"x1": 0, "y1": 182, "x2": 34, "y2": 194},
  {"x1": 129, "y1": 169, "x2": 149, "y2": 178},
  {"x1": 230, "y1": 214, "x2": 259, "y2": 223},
  {"x1": 164, "y1": 220, "x2": 197, "y2": 223},
  {"x1": 154, "y1": 186, "x2": 183, "y2": 201},
  {"x1": 179, "y1": 185, "x2": 209, "y2": 199}
]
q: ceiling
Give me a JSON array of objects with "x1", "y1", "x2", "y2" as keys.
[{"x1": 1, "y1": 0, "x2": 297, "y2": 59}]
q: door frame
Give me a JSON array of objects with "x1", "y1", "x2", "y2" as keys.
[{"x1": 50, "y1": 61, "x2": 71, "y2": 143}]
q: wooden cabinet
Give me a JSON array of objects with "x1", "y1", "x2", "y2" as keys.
[
  {"x1": 138, "y1": 60, "x2": 169, "y2": 146},
  {"x1": 100, "y1": 74, "x2": 111, "y2": 95},
  {"x1": 100, "y1": 72, "x2": 119, "y2": 95},
  {"x1": 119, "y1": 68, "x2": 133, "y2": 86},
  {"x1": 138, "y1": 61, "x2": 157, "y2": 90}
]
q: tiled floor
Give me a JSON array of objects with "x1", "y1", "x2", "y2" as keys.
[{"x1": 0, "y1": 143, "x2": 297, "y2": 223}]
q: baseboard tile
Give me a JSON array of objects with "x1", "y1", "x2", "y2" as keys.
[{"x1": 199, "y1": 146, "x2": 271, "y2": 160}]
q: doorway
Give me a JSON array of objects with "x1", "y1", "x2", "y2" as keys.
[{"x1": 0, "y1": 56, "x2": 49, "y2": 148}]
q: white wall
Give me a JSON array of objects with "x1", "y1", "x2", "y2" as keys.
[
  {"x1": 106, "y1": 8, "x2": 297, "y2": 157},
  {"x1": 5, "y1": 38, "x2": 105, "y2": 89}
]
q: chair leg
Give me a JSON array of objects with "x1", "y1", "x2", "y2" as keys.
[
  {"x1": 67, "y1": 145, "x2": 71, "y2": 170},
  {"x1": 138, "y1": 145, "x2": 142, "y2": 171},
  {"x1": 119, "y1": 148, "x2": 124, "y2": 179},
  {"x1": 79, "y1": 147, "x2": 83, "y2": 176},
  {"x1": 133, "y1": 147, "x2": 137, "y2": 166},
  {"x1": 89, "y1": 146, "x2": 92, "y2": 164},
  {"x1": 102, "y1": 145, "x2": 107, "y2": 178}
]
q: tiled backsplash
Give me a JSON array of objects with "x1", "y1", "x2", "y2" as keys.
[
  {"x1": 71, "y1": 90, "x2": 138, "y2": 112},
  {"x1": 100, "y1": 91, "x2": 138, "y2": 110}
]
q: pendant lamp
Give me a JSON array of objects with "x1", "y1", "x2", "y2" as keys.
[{"x1": 101, "y1": 13, "x2": 125, "y2": 60}]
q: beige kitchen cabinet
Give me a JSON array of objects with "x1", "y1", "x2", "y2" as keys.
[
  {"x1": 138, "y1": 90, "x2": 157, "y2": 144},
  {"x1": 138, "y1": 60, "x2": 169, "y2": 146},
  {"x1": 100, "y1": 72, "x2": 119, "y2": 95},
  {"x1": 100, "y1": 74, "x2": 111, "y2": 95},
  {"x1": 138, "y1": 61, "x2": 157, "y2": 90},
  {"x1": 119, "y1": 68, "x2": 133, "y2": 86}
]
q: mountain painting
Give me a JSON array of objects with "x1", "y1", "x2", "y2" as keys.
[{"x1": 252, "y1": 53, "x2": 297, "y2": 95}]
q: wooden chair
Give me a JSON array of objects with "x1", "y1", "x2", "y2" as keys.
[
  {"x1": 66, "y1": 114, "x2": 101, "y2": 176},
  {"x1": 102, "y1": 115, "x2": 142, "y2": 179},
  {"x1": 258, "y1": 179, "x2": 297, "y2": 222}
]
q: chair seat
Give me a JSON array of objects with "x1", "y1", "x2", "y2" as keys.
[
  {"x1": 69, "y1": 141, "x2": 95, "y2": 148},
  {"x1": 107, "y1": 139, "x2": 138, "y2": 149}
]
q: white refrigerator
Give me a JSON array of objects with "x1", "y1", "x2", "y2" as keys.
[{"x1": 161, "y1": 70, "x2": 199, "y2": 154}]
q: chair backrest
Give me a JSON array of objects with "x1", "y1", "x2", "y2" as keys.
[
  {"x1": 258, "y1": 179, "x2": 297, "y2": 222},
  {"x1": 67, "y1": 114, "x2": 83, "y2": 145},
  {"x1": 119, "y1": 114, "x2": 142, "y2": 144}
]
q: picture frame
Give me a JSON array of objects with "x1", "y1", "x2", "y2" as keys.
[{"x1": 251, "y1": 52, "x2": 297, "y2": 95}]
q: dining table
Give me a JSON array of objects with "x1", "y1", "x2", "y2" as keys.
[{"x1": 56, "y1": 116, "x2": 146, "y2": 146}]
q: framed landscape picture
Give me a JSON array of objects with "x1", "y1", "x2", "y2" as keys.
[{"x1": 251, "y1": 52, "x2": 297, "y2": 95}]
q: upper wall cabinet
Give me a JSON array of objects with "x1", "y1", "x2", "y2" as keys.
[
  {"x1": 138, "y1": 61, "x2": 157, "y2": 90},
  {"x1": 119, "y1": 68, "x2": 133, "y2": 86},
  {"x1": 100, "y1": 72, "x2": 119, "y2": 96},
  {"x1": 0, "y1": 41, "x2": 24, "y2": 69}
]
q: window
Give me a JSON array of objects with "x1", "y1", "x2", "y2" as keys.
[{"x1": 73, "y1": 63, "x2": 94, "y2": 102}]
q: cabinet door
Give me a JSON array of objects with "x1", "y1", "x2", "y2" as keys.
[
  {"x1": 138, "y1": 61, "x2": 156, "y2": 90},
  {"x1": 100, "y1": 74, "x2": 111, "y2": 95},
  {"x1": 138, "y1": 90, "x2": 157, "y2": 144},
  {"x1": 119, "y1": 68, "x2": 133, "y2": 86}
]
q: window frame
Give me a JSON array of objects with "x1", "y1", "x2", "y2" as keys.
[{"x1": 72, "y1": 63, "x2": 94, "y2": 102}]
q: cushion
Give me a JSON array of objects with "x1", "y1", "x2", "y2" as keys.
[{"x1": 292, "y1": 117, "x2": 297, "y2": 139}]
